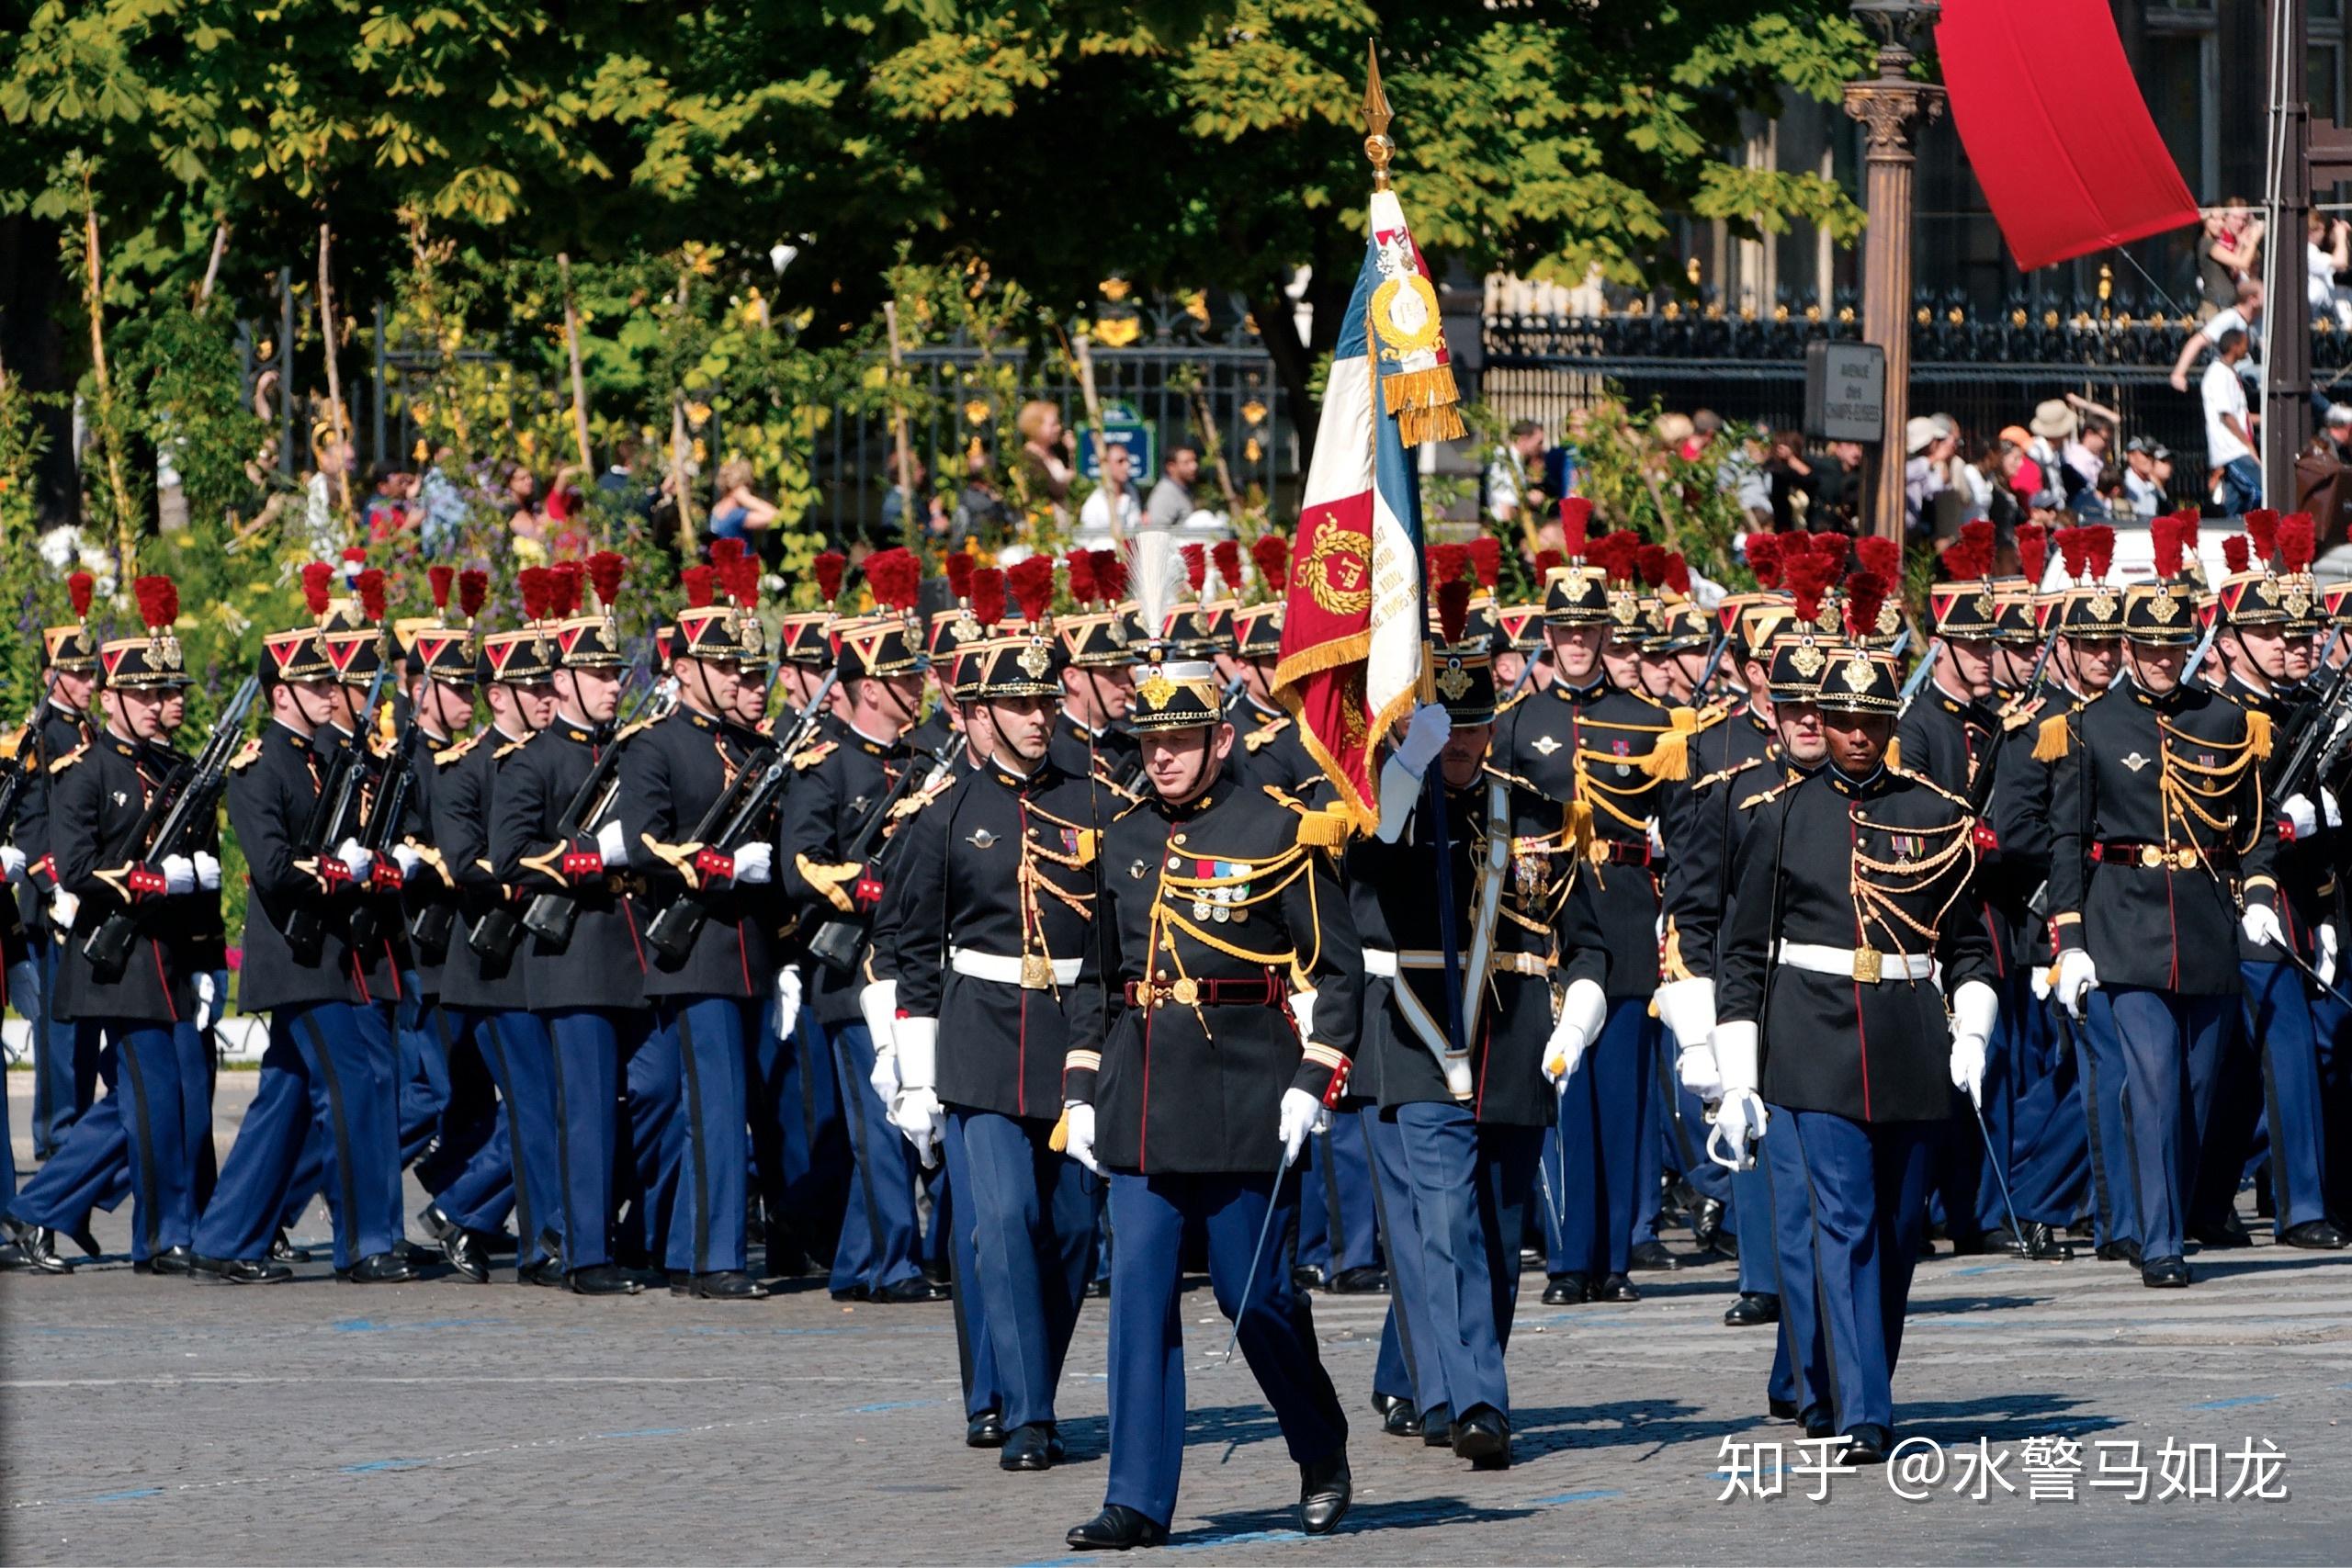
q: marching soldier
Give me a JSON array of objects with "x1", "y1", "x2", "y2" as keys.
[
  {"x1": 1049, "y1": 548, "x2": 1141, "y2": 793},
  {"x1": 193, "y1": 580, "x2": 413, "y2": 1284},
  {"x1": 622, "y1": 559, "x2": 779, "y2": 1299},
  {"x1": 779, "y1": 547, "x2": 947, "y2": 1303},
  {"x1": 1353, "y1": 578, "x2": 1609, "y2": 1471},
  {"x1": 2046, "y1": 513, "x2": 2282, "y2": 1289},
  {"x1": 492, "y1": 558, "x2": 662, "y2": 1296},
  {"x1": 889, "y1": 602, "x2": 1106, "y2": 1471},
  {"x1": 17, "y1": 572, "x2": 103, "y2": 1160},
  {"x1": 1712, "y1": 630, "x2": 1997, "y2": 1461},
  {"x1": 4, "y1": 579, "x2": 215, "y2": 1274},
  {"x1": 1059, "y1": 651, "x2": 1361, "y2": 1550}
]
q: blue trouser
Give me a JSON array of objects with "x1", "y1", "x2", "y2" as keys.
[
  {"x1": 1393, "y1": 1101, "x2": 1510, "y2": 1422},
  {"x1": 2085, "y1": 986, "x2": 2230, "y2": 1264},
  {"x1": 773, "y1": 1004, "x2": 850, "y2": 1267},
  {"x1": 1545, "y1": 998, "x2": 1651, "y2": 1278},
  {"x1": 541, "y1": 1008, "x2": 659, "y2": 1272},
  {"x1": 2069, "y1": 989, "x2": 2140, "y2": 1248},
  {"x1": 1471, "y1": 1124, "x2": 1544, "y2": 1348},
  {"x1": 1363, "y1": 1105, "x2": 1439, "y2": 1417},
  {"x1": 395, "y1": 973, "x2": 450, "y2": 1168},
  {"x1": 474, "y1": 1010, "x2": 561, "y2": 1268},
  {"x1": 942, "y1": 1127, "x2": 1003, "y2": 1420},
  {"x1": 650, "y1": 996, "x2": 754, "y2": 1276},
  {"x1": 2008, "y1": 995, "x2": 2089, "y2": 1227},
  {"x1": 1102, "y1": 1168, "x2": 1348, "y2": 1530},
  {"x1": 2313, "y1": 994, "x2": 2352, "y2": 1221},
  {"x1": 1730, "y1": 1156, "x2": 1776, "y2": 1295},
  {"x1": 1753, "y1": 1115, "x2": 1804, "y2": 1415},
  {"x1": 1775, "y1": 1109, "x2": 1936, "y2": 1435},
  {"x1": 9, "y1": 1021, "x2": 206, "y2": 1262},
  {"x1": 827, "y1": 1021, "x2": 924, "y2": 1294},
  {"x1": 1658, "y1": 1055, "x2": 1731, "y2": 1212},
  {"x1": 944, "y1": 1109, "x2": 1098, "y2": 1430},
  {"x1": 1296, "y1": 1109, "x2": 1379, "y2": 1277},
  {"x1": 2220, "y1": 962, "x2": 2331, "y2": 1234},
  {"x1": 413, "y1": 1000, "x2": 501, "y2": 1198},
  {"x1": 30, "y1": 940, "x2": 94, "y2": 1157},
  {"x1": 197, "y1": 1001, "x2": 401, "y2": 1270}
]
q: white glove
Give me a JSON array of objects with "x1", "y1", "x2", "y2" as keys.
[
  {"x1": 0, "y1": 845, "x2": 24, "y2": 882},
  {"x1": 2326, "y1": 786, "x2": 2345, "y2": 829},
  {"x1": 2322, "y1": 924, "x2": 2341, "y2": 990},
  {"x1": 160, "y1": 853, "x2": 197, "y2": 895},
  {"x1": 390, "y1": 844, "x2": 424, "y2": 878},
  {"x1": 1647, "y1": 816, "x2": 1665, "y2": 858},
  {"x1": 1653, "y1": 976, "x2": 1716, "y2": 1055},
  {"x1": 1949, "y1": 1032, "x2": 1986, "y2": 1107},
  {"x1": 859, "y1": 979, "x2": 899, "y2": 1097},
  {"x1": 1947, "y1": 978, "x2": 1997, "y2": 1108},
  {"x1": 1677, "y1": 1039, "x2": 1723, "y2": 1101},
  {"x1": 595, "y1": 818, "x2": 628, "y2": 867},
  {"x1": 1706, "y1": 1020, "x2": 1768, "y2": 1171},
  {"x1": 2241, "y1": 902, "x2": 2287, "y2": 952},
  {"x1": 193, "y1": 850, "x2": 221, "y2": 890},
  {"x1": 729, "y1": 840, "x2": 773, "y2": 885},
  {"x1": 48, "y1": 890, "x2": 78, "y2": 929},
  {"x1": 1277, "y1": 1086, "x2": 1327, "y2": 1168},
  {"x1": 2282, "y1": 793, "x2": 2318, "y2": 841},
  {"x1": 775, "y1": 964, "x2": 803, "y2": 1036},
  {"x1": 1286, "y1": 987, "x2": 1317, "y2": 1044},
  {"x1": 894, "y1": 1015, "x2": 938, "y2": 1093},
  {"x1": 892, "y1": 1086, "x2": 944, "y2": 1168},
  {"x1": 1543, "y1": 977, "x2": 1607, "y2": 1085},
  {"x1": 333, "y1": 839, "x2": 373, "y2": 882},
  {"x1": 2054, "y1": 948, "x2": 2099, "y2": 1019},
  {"x1": 2030, "y1": 958, "x2": 2052, "y2": 1001},
  {"x1": 1062, "y1": 1101, "x2": 1100, "y2": 1175},
  {"x1": 195, "y1": 972, "x2": 218, "y2": 1032},
  {"x1": 1393, "y1": 701, "x2": 1451, "y2": 779}
]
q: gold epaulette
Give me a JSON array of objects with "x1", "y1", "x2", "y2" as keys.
[
  {"x1": 226, "y1": 738, "x2": 265, "y2": 773},
  {"x1": 1690, "y1": 755, "x2": 1765, "y2": 793},
  {"x1": 615, "y1": 716, "x2": 657, "y2": 744},
  {"x1": 1736, "y1": 777, "x2": 1797, "y2": 811},
  {"x1": 1482, "y1": 763, "x2": 1541, "y2": 793},
  {"x1": 1243, "y1": 716, "x2": 1291, "y2": 752},
  {"x1": 47, "y1": 741, "x2": 87, "y2": 775},
  {"x1": 2244, "y1": 705, "x2": 2274, "y2": 761},
  {"x1": 2031, "y1": 701, "x2": 2084, "y2": 763},
  {"x1": 494, "y1": 738, "x2": 530, "y2": 760},
  {"x1": 1265, "y1": 785, "x2": 1352, "y2": 849},
  {"x1": 2001, "y1": 694, "x2": 2048, "y2": 732},
  {"x1": 433, "y1": 732, "x2": 484, "y2": 767},
  {"x1": 1893, "y1": 766, "x2": 1973, "y2": 812},
  {"x1": 791, "y1": 739, "x2": 838, "y2": 772},
  {"x1": 1639, "y1": 705, "x2": 1704, "y2": 781}
]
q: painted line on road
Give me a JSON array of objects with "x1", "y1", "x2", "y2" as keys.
[
  {"x1": 2188, "y1": 1393, "x2": 2276, "y2": 1409},
  {"x1": 1532, "y1": 1488, "x2": 1626, "y2": 1505}
]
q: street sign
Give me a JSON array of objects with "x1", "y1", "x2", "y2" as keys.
[
  {"x1": 1080, "y1": 400, "x2": 1156, "y2": 480},
  {"x1": 1804, "y1": 341, "x2": 1887, "y2": 444}
]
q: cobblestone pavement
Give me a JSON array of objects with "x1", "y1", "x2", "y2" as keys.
[{"x1": 5, "y1": 1074, "x2": 2349, "y2": 1564}]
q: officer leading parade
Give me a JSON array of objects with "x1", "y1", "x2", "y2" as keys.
[{"x1": 3, "y1": 18, "x2": 2348, "y2": 1563}]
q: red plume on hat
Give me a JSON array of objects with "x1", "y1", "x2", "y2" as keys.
[
  {"x1": 1559, "y1": 497, "x2": 1590, "y2": 559},
  {"x1": 2280, "y1": 512, "x2": 2316, "y2": 574},
  {"x1": 1007, "y1": 556, "x2": 1057, "y2": 624},
  {"x1": 1664, "y1": 553, "x2": 1691, "y2": 597},
  {"x1": 66, "y1": 570, "x2": 94, "y2": 619},
  {"x1": 969, "y1": 567, "x2": 1006, "y2": 629},
  {"x1": 587, "y1": 550, "x2": 627, "y2": 613},
  {"x1": 134, "y1": 574, "x2": 178, "y2": 634},
  {"x1": 427, "y1": 565, "x2": 455, "y2": 614},
  {"x1": 864, "y1": 547, "x2": 922, "y2": 614},
  {"x1": 1066, "y1": 549, "x2": 1099, "y2": 604},
  {"x1": 1635, "y1": 542, "x2": 1670, "y2": 589},
  {"x1": 1787, "y1": 555, "x2": 1833, "y2": 628},
  {"x1": 2055, "y1": 527, "x2": 2088, "y2": 581},
  {"x1": 1535, "y1": 547, "x2": 1566, "y2": 579},
  {"x1": 1746, "y1": 532, "x2": 1782, "y2": 589},
  {"x1": 1855, "y1": 536, "x2": 1899, "y2": 582},
  {"x1": 1591, "y1": 531, "x2": 1639, "y2": 584},
  {"x1": 518, "y1": 566, "x2": 553, "y2": 623},
  {"x1": 724, "y1": 557, "x2": 759, "y2": 609},
  {"x1": 1251, "y1": 534, "x2": 1291, "y2": 596},
  {"x1": 1210, "y1": 539, "x2": 1241, "y2": 595},
  {"x1": 2014, "y1": 523, "x2": 2047, "y2": 586},
  {"x1": 2151, "y1": 513, "x2": 2188, "y2": 580},
  {"x1": 2084, "y1": 524, "x2": 2116, "y2": 581},
  {"x1": 354, "y1": 568, "x2": 389, "y2": 624},
  {"x1": 945, "y1": 552, "x2": 975, "y2": 603},
  {"x1": 1092, "y1": 548, "x2": 1127, "y2": 603},
  {"x1": 813, "y1": 550, "x2": 846, "y2": 606},
  {"x1": 458, "y1": 569, "x2": 489, "y2": 620},
  {"x1": 2222, "y1": 536, "x2": 2251, "y2": 575},
  {"x1": 1955, "y1": 520, "x2": 1995, "y2": 580},
  {"x1": 2244, "y1": 508, "x2": 2278, "y2": 566},
  {"x1": 341, "y1": 545, "x2": 367, "y2": 578},
  {"x1": 1436, "y1": 578, "x2": 1473, "y2": 646},
  {"x1": 557, "y1": 562, "x2": 588, "y2": 618},
  {"x1": 682, "y1": 565, "x2": 717, "y2": 609},
  {"x1": 301, "y1": 561, "x2": 336, "y2": 619},
  {"x1": 1181, "y1": 543, "x2": 1206, "y2": 596},
  {"x1": 1467, "y1": 535, "x2": 1501, "y2": 592},
  {"x1": 1427, "y1": 542, "x2": 1469, "y2": 587},
  {"x1": 2172, "y1": 507, "x2": 2200, "y2": 562},
  {"x1": 1809, "y1": 531, "x2": 1851, "y2": 572},
  {"x1": 1842, "y1": 570, "x2": 1887, "y2": 643}
]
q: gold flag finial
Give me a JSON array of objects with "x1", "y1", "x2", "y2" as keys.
[{"x1": 1362, "y1": 41, "x2": 1394, "y2": 191}]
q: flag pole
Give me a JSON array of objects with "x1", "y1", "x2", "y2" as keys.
[{"x1": 1364, "y1": 45, "x2": 1468, "y2": 1061}]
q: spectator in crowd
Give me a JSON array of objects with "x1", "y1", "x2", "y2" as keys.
[
  {"x1": 1724, "y1": 426, "x2": 1772, "y2": 524},
  {"x1": 2171, "y1": 277, "x2": 2264, "y2": 392},
  {"x1": 1905, "y1": 415, "x2": 1960, "y2": 536},
  {"x1": 954, "y1": 442, "x2": 1015, "y2": 547},
  {"x1": 2325, "y1": 404, "x2": 2352, "y2": 463},
  {"x1": 302, "y1": 431, "x2": 356, "y2": 560},
  {"x1": 418, "y1": 446, "x2": 469, "y2": 558},
  {"x1": 1679, "y1": 408, "x2": 1722, "y2": 461},
  {"x1": 877, "y1": 453, "x2": 949, "y2": 548},
  {"x1": 1079, "y1": 441, "x2": 1142, "y2": 537},
  {"x1": 1486, "y1": 418, "x2": 1546, "y2": 527},
  {"x1": 2199, "y1": 200, "x2": 2263, "y2": 317},
  {"x1": 1996, "y1": 423, "x2": 2046, "y2": 501},
  {"x1": 1145, "y1": 441, "x2": 1201, "y2": 530},
  {"x1": 1013, "y1": 399, "x2": 1075, "y2": 525},
  {"x1": 2310, "y1": 211, "x2": 2352, "y2": 329},
  {"x1": 709, "y1": 457, "x2": 780, "y2": 544},
  {"x1": 2203, "y1": 326, "x2": 2261, "y2": 515},
  {"x1": 360, "y1": 465, "x2": 415, "y2": 545},
  {"x1": 2123, "y1": 436, "x2": 2172, "y2": 519},
  {"x1": 503, "y1": 463, "x2": 549, "y2": 551},
  {"x1": 597, "y1": 434, "x2": 658, "y2": 524},
  {"x1": 543, "y1": 465, "x2": 592, "y2": 559},
  {"x1": 2083, "y1": 463, "x2": 2127, "y2": 522},
  {"x1": 1808, "y1": 438, "x2": 1868, "y2": 533},
  {"x1": 1962, "y1": 438, "x2": 2025, "y2": 532},
  {"x1": 1764, "y1": 428, "x2": 1818, "y2": 530}
]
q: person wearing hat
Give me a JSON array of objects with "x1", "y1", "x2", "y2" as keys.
[
  {"x1": 620, "y1": 558, "x2": 782, "y2": 1300},
  {"x1": 15, "y1": 571, "x2": 102, "y2": 1162},
  {"x1": 887, "y1": 598, "x2": 1108, "y2": 1472},
  {"x1": 2043, "y1": 513, "x2": 2284, "y2": 1288},
  {"x1": 3, "y1": 579, "x2": 218, "y2": 1276},
  {"x1": 1492, "y1": 508, "x2": 1680, "y2": 1303},
  {"x1": 1048, "y1": 547, "x2": 1143, "y2": 795},
  {"x1": 1904, "y1": 415, "x2": 1957, "y2": 536},
  {"x1": 2188, "y1": 515, "x2": 2346, "y2": 1252},
  {"x1": 1898, "y1": 521, "x2": 2005, "y2": 804},
  {"x1": 1057, "y1": 644, "x2": 1360, "y2": 1551},
  {"x1": 424, "y1": 597, "x2": 569, "y2": 1285},
  {"x1": 779, "y1": 546, "x2": 948, "y2": 1304},
  {"x1": 490, "y1": 558, "x2": 663, "y2": 1297},
  {"x1": 192, "y1": 585, "x2": 415, "y2": 1285},
  {"x1": 1349, "y1": 575, "x2": 1610, "y2": 1472},
  {"x1": 1709, "y1": 628, "x2": 1996, "y2": 1461}
]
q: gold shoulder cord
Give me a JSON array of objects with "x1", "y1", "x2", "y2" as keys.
[
  {"x1": 1145, "y1": 841, "x2": 1310, "y2": 1041},
  {"x1": 1015, "y1": 798, "x2": 1098, "y2": 997},
  {"x1": 2156, "y1": 717, "x2": 2265, "y2": 858},
  {"x1": 1848, "y1": 807, "x2": 1976, "y2": 971}
]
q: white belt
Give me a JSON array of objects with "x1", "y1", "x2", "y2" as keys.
[
  {"x1": 950, "y1": 946, "x2": 1080, "y2": 988},
  {"x1": 1363, "y1": 946, "x2": 1547, "y2": 978},
  {"x1": 1775, "y1": 940, "x2": 1931, "y2": 984}
]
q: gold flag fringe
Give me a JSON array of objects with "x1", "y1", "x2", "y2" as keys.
[{"x1": 1383, "y1": 366, "x2": 1465, "y2": 447}]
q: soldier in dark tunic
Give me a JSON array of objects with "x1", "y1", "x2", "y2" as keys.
[{"x1": 16, "y1": 580, "x2": 103, "y2": 1159}]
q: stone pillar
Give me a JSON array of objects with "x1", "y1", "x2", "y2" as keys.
[{"x1": 1845, "y1": 30, "x2": 1943, "y2": 544}]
